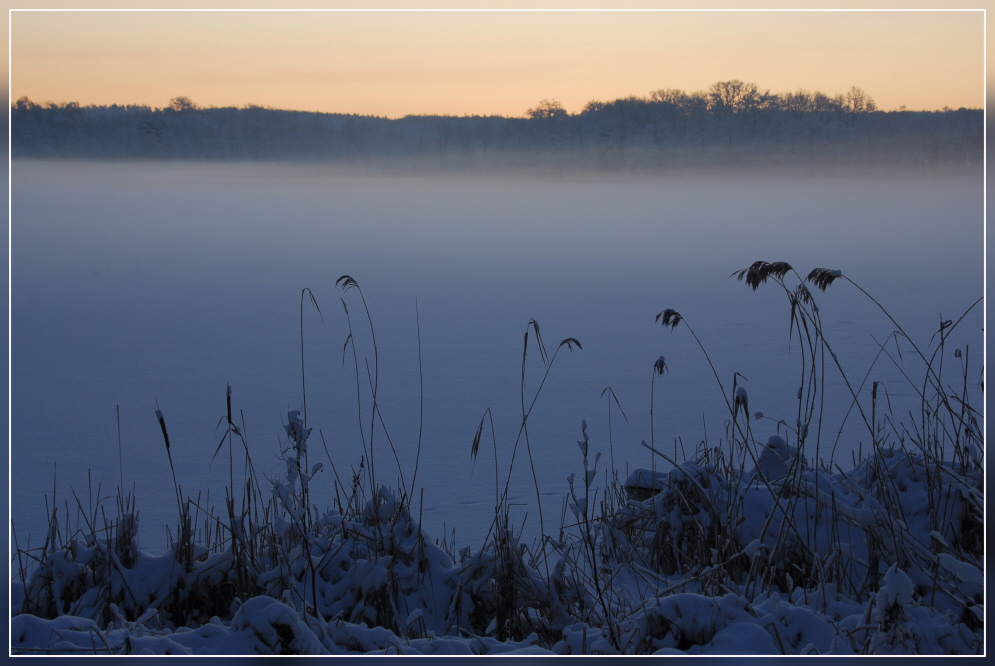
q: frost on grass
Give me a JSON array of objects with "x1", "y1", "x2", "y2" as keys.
[
  {"x1": 11, "y1": 268, "x2": 984, "y2": 655},
  {"x1": 11, "y1": 435, "x2": 982, "y2": 655}
]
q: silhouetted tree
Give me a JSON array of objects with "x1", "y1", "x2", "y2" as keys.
[
  {"x1": 812, "y1": 91, "x2": 841, "y2": 116},
  {"x1": 708, "y1": 80, "x2": 763, "y2": 114},
  {"x1": 844, "y1": 86, "x2": 877, "y2": 113},
  {"x1": 526, "y1": 99, "x2": 566, "y2": 120},
  {"x1": 169, "y1": 96, "x2": 198, "y2": 112},
  {"x1": 12, "y1": 96, "x2": 39, "y2": 111},
  {"x1": 582, "y1": 100, "x2": 607, "y2": 114},
  {"x1": 781, "y1": 89, "x2": 814, "y2": 115}
]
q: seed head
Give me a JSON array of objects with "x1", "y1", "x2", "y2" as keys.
[
  {"x1": 656, "y1": 308, "x2": 682, "y2": 330},
  {"x1": 336, "y1": 275, "x2": 360, "y2": 292},
  {"x1": 155, "y1": 408, "x2": 170, "y2": 451},
  {"x1": 654, "y1": 356, "x2": 668, "y2": 376},
  {"x1": 732, "y1": 261, "x2": 793, "y2": 291},
  {"x1": 733, "y1": 386, "x2": 749, "y2": 417},
  {"x1": 560, "y1": 337, "x2": 582, "y2": 351},
  {"x1": 807, "y1": 268, "x2": 842, "y2": 291}
]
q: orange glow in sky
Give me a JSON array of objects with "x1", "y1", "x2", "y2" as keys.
[{"x1": 9, "y1": 9, "x2": 985, "y2": 117}]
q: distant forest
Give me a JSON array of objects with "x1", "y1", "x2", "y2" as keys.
[{"x1": 10, "y1": 81, "x2": 982, "y2": 168}]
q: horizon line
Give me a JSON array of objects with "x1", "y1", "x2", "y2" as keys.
[{"x1": 8, "y1": 96, "x2": 983, "y2": 118}]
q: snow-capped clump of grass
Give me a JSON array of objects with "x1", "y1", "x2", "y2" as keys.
[{"x1": 11, "y1": 267, "x2": 983, "y2": 655}]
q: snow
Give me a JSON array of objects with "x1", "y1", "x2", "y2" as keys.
[
  {"x1": 11, "y1": 438, "x2": 984, "y2": 655},
  {"x1": 624, "y1": 467, "x2": 669, "y2": 494},
  {"x1": 750, "y1": 434, "x2": 798, "y2": 482},
  {"x1": 9, "y1": 165, "x2": 983, "y2": 656}
]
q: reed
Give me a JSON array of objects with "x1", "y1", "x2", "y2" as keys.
[{"x1": 11, "y1": 264, "x2": 983, "y2": 655}]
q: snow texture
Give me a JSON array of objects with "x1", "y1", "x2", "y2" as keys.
[{"x1": 11, "y1": 440, "x2": 984, "y2": 655}]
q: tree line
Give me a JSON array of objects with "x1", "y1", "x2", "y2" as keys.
[
  {"x1": 10, "y1": 80, "x2": 982, "y2": 167},
  {"x1": 530, "y1": 80, "x2": 880, "y2": 119}
]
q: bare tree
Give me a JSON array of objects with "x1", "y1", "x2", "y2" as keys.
[
  {"x1": 781, "y1": 89, "x2": 814, "y2": 115},
  {"x1": 169, "y1": 96, "x2": 198, "y2": 112},
  {"x1": 708, "y1": 80, "x2": 763, "y2": 114},
  {"x1": 844, "y1": 86, "x2": 877, "y2": 113},
  {"x1": 649, "y1": 88, "x2": 687, "y2": 106},
  {"x1": 525, "y1": 99, "x2": 567, "y2": 120}
]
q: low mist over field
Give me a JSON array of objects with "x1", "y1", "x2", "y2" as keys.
[{"x1": 9, "y1": 81, "x2": 984, "y2": 655}]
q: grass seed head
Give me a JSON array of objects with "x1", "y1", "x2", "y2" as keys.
[
  {"x1": 732, "y1": 260, "x2": 793, "y2": 290},
  {"x1": 656, "y1": 308, "x2": 682, "y2": 330},
  {"x1": 336, "y1": 275, "x2": 359, "y2": 292},
  {"x1": 654, "y1": 356, "x2": 668, "y2": 376},
  {"x1": 807, "y1": 268, "x2": 842, "y2": 291},
  {"x1": 560, "y1": 337, "x2": 582, "y2": 351},
  {"x1": 471, "y1": 419, "x2": 484, "y2": 463},
  {"x1": 155, "y1": 403, "x2": 170, "y2": 451}
]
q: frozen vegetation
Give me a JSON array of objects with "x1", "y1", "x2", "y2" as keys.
[{"x1": 10, "y1": 264, "x2": 984, "y2": 655}]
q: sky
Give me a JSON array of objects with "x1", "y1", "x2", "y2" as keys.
[{"x1": 3, "y1": 2, "x2": 987, "y2": 117}]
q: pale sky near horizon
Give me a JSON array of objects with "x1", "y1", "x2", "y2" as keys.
[{"x1": 4, "y1": 4, "x2": 988, "y2": 117}]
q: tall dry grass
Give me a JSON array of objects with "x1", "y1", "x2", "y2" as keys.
[{"x1": 11, "y1": 267, "x2": 983, "y2": 654}]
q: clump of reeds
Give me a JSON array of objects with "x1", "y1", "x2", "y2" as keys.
[
  {"x1": 11, "y1": 265, "x2": 983, "y2": 655},
  {"x1": 620, "y1": 261, "x2": 984, "y2": 641}
]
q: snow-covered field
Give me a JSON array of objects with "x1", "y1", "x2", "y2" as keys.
[
  {"x1": 10, "y1": 163, "x2": 984, "y2": 655},
  {"x1": 10, "y1": 425, "x2": 984, "y2": 655},
  {"x1": 11, "y1": 267, "x2": 984, "y2": 655}
]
